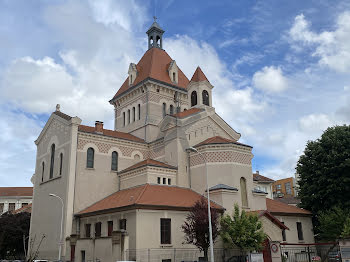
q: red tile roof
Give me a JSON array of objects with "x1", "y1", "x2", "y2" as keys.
[
  {"x1": 253, "y1": 173, "x2": 275, "y2": 182},
  {"x1": 0, "y1": 187, "x2": 33, "y2": 197},
  {"x1": 78, "y1": 184, "x2": 223, "y2": 216},
  {"x1": 78, "y1": 125, "x2": 145, "y2": 143},
  {"x1": 195, "y1": 136, "x2": 252, "y2": 148},
  {"x1": 119, "y1": 159, "x2": 177, "y2": 174},
  {"x1": 248, "y1": 210, "x2": 289, "y2": 230},
  {"x1": 190, "y1": 66, "x2": 209, "y2": 82},
  {"x1": 112, "y1": 48, "x2": 190, "y2": 99},
  {"x1": 266, "y1": 198, "x2": 312, "y2": 216},
  {"x1": 13, "y1": 203, "x2": 32, "y2": 214},
  {"x1": 172, "y1": 108, "x2": 203, "y2": 118}
]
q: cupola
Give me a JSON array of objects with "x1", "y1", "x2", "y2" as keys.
[{"x1": 146, "y1": 17, "x2": 165, "y2": 50}]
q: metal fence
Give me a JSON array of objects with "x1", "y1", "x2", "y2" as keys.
[
  {"x1": 125, "y1": 248, "x2": 243, "y2": 262},
  {"x1": 280, "y1": 243, "x2": 340, "y2": 262}
]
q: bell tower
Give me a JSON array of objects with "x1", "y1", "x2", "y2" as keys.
[{"x1": 146, "y1": 17, "x2": 164, "y2": 49}]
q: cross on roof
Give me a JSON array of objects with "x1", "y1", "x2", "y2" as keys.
[{"x1": 153, "y1": 16, "x2": 157, "y2": 22}]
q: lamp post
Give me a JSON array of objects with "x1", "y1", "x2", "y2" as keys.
[
  {"x1": 49, "y1": 193, "x2": 64, "y2": 261},
  {"x1": 187, "y1": 147, "x2": 214, "y2": 262}
]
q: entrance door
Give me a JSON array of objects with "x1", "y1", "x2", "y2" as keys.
[{"x1": 262, "y1": 239, "x2": 272, "y2": 262}]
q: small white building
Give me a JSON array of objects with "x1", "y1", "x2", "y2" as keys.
[
  {"x1": 0, "y1": 187, "x2": 33, "y2": 214},
  {"x1": 253, "y1": 171, "x2": 275, "y2": 199}
]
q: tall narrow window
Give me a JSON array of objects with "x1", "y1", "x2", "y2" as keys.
[
  {"x1": 138, "y1": 104, "x2": 141, "y2": 120},
  {"x1": 202, "y1": 90, "x2": 209, "y2": 106},
  {"x1": 127, "y1": 110, "x2": 130, "y2": 124},
  {"x1": 119, "y1": 219, "x2": 127, "y2": 230},
  {"x1": 282, "y1": 222, "x2": 286, "y2": 241},
  {"x1": 59, "y1": 153, "x2": 63, "y2": 176},
  {"x1": 132, "y1": 107, "x2": 135, "y2": 122},
  {"x1": 87, "y1": 147, "x2": 94, "y2": 168},
  {"x1": 111, "y1": 151, "x2": 118, "y2": 171},
  {"x1": 130, "y1": 75, "x2": 133, "y2": 84},
  {"x1": 173, "y1": 72, "x2": 176, "y2": 82},
  {"x1": 160, "y1": 218, "x2": 171, "y2": 244},
  {"x1": 297, "y1": 222, "x2": 304, "y2": 241},
  {"x1": 162, "y1": 103, "x2": 166, "y2": 117},
  {"x1": 85, "y1": 224, "x2": 91, "y2": 238},
  {"x1": 240, "y1": 177, "x2": 248, "y2": 207},
  {"x1": 123, "y1": 112, "x2": 126, "y2": 127},
  {"x1": 8, "y1": 203, "x2": 15, "y2": 212},
  {"x1": 191, "y1": 91, "x2": 197, "y2": 106},
  {"x1": 42, "y1": 162, "x2": 45, "y2": 182},
  {"x1": 49, "y1": 144, "x2": 55, "y2": 179},
  {"x1": 170, "y1": 105, "x2": 174, "y2": 115},
  {"x1": 108, "y1": 221, "x2": 113, "y2": 236},
  {"x1": 157, "y1": 177, "x2": 161, "y2": 184},
  {"x1": 95, "y1": 222, "x2": 101, "y2": 237}
]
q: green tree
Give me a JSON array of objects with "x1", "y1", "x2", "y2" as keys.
[
  {"x1": 296, "y1": 125, "x2": 350, "y2": 215},
  {"x1": 220, "y1": 204, "x2": 266, "y2": 260},
  {"x1": 318, "y1": 207, "x2": 350, "y2": 241},
  {"x1": 0, "y1": 211, "x2": 31, "y2": 259},
  {"x1": 341, "y1": 217, "x2": 350, "y2": 239},
  {"x1": 182, "y1": 197, "x2": 220, "y2": 261}
]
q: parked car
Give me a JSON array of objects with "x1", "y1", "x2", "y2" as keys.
[{"x1": 328, "y1": 251, "x2": 341, "y2": 262}]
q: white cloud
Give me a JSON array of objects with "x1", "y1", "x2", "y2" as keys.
[
  {"x1": 252, "y1": 66, "x2": 289, "y2": 93},
  {"x1": 299, "y1": 113, "x2": 334, "y2": 133},
  {"x1": 289, "y1": 12, "x2": 350, "y2": 73}
]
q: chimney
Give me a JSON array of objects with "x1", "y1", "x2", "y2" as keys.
[{"x1": 95, "y1": 121, "x2": 104, "y2": 133}]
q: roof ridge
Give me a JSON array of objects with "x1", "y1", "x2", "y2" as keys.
[{"x1": 135, "y1": 183, "x2": 150, "y2": 204}]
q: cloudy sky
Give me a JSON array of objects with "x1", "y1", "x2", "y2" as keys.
[{"x1": 1, "y1": 0, "x2": 350, "y2": 186}]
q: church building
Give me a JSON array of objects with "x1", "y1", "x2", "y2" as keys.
[{"x1": 29, "y1": 20, "x2": 314, "y2": 262}]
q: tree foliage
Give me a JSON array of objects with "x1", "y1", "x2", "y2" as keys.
[
  {"x1": 296, "y1": 125, "x2": 350, "y2": 215},
  {"x1": 220, "y1": 204, "x2": 266, "y2": 253},
  {"x1": 182, "y1": 196, "x2": 220, "y2": 260},
  {"x1": 0, "y1": 212, "x2": 31, "y2": 259},
  {"x1": 318, "y1": 207, "x2": 350, "y2": 241},
  {"x1": 341, "y1": 217, "x2": 350, "y2": 239}
]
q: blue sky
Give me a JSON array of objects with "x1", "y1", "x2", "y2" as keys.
[{"x1": 1, "y1": 0, "x2": 350, "y2": 186}]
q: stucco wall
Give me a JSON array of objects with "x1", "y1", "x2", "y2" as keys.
[{"x1": 277, "y1": 215, "x2": 314, "y2": 243}]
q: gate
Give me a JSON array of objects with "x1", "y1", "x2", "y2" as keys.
[
  {"x1": 262, "y1": 239, "x2": 272, "y2": 262},
  {"x1": 280, "y1": 243, "x2": 339, "y2": 262}
]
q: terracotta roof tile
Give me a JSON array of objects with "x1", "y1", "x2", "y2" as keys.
[
  {"x1": 53, "y1": 111, "x2": 72, "y2": 121},
  {"x1": 190, "y1": 66, "x2": 209, "y2": 82},
  {"x1": 112, "y1": 48, "x2": 190, "y2": 99},
  {"x1": 253, "y1": 173, "x2": 275, "y2": 182},
  {"x1": 13, "y1": 203, "x2": 32, "y2": 214},
  {"x1": 266, "y1": 198, "x2": 311, "y2": 216},
  {"x1": 275, "y1": 197, "x2": 301, "y2": 205},
  {"x1": 0, "y1": 187, "x2": 33, "y2": 197},
  {"x1": 119, "y1": 159, "x2": 177, "y2": 174},
  {"x1": 78, "y1": 184, "x2": 223, "y2": 215},
  {"x1": 78, "y1": 125, "x2": 145, "y2": 143},
  {"x1": 195, "y1": 136, "x2": 252, "y2": 148},
  {"x1": 172, "y1": 108, "x2": 203, "y2": 118}
]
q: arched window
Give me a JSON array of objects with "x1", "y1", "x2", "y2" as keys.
[
  {"x1": 184, "y1": 108, "x2": 187, "y2": 111},
  {"x1": 49, "y1": 144, "x2": 55, "y2": 179},
  {"x1": 191, "y1": 91, "x2": 197, "y2": 106},
  {"x1": 59, "y1": 153, "x2": 63, "y2": 176},
  {"x1": 87, "y1": 147, "x2": 94, "y2": 168},
  {"x1": 173, "y1": 72, "x2": 176, "y2": 82},
  {"x1": 170, "y1": 105, "x2": 174, "y2": 115},
  {"x1": 111, "y1": 151, "x2": 118, "y2": 171},
  {"x1": 162, "y1": 103, "x2": 166, "y2": 117},
  {"x1": 127, "y1": 110, "x2": 130, "y2": 124},
  {"x1": 123, "y1": 112, "x2": 126, "y2": 127},
  {"x1": 41, "y1": 162, "x2": 45, "y2": 182},
  {"x1": 202, "y1": 90, "x2": 209, "y2": 106},
  {"x1": 132, "y1": 107, "x2": 135, "y2": 122},
  {"x1": 156, "y1": 36, "x2": 160, "y2": 47},
  {"x1": 240, "y1": 177, "x2": 248, "y2": 207},
  {"x1": 138, "y1": 104, "x2": 141, "y2": 120}
]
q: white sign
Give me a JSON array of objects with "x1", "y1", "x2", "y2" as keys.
[{"x1": 251, "y1": 253, "x2": 264, "y2": 262}]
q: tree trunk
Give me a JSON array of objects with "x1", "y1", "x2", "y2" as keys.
[{"x1": 204, "y1": 248, "x2": 208, "y2": 262}]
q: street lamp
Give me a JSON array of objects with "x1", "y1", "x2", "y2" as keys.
[
  {"x1": 49, "y1": 193, "x2": 64, "y2": 261},
  {"x1": 187, "y1": 147, "x2": 214, "y2": 262}
]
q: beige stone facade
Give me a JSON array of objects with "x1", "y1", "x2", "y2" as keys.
[{"x1": 29, "y1": 21, "x2": 315, "y2": 262}]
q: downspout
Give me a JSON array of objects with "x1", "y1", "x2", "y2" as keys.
[{"x1": 187, "y1": 150, "x2": 192, "y2": 188}]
